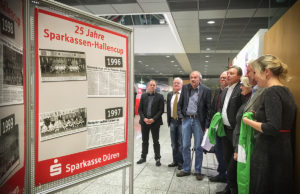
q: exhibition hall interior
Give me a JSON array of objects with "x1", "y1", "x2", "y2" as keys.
[{"x1": 0, "y1": 0, "x2": 299, "y2": 193}]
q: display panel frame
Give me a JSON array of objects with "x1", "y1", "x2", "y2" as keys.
[
  {"x1": 25, "y1": 0, "x2": 134, "y2": 193},
  {"x1": 0, "y1": 0, "x2": 26, "y2": 193}
]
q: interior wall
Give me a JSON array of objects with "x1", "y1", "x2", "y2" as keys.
[{"x1": 263, "y1": 0, "x2": 300, "y2": 192}]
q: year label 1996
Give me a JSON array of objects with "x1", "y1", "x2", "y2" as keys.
[
  {"x1": 105, "y1": 107, "x2": 123, "y2": 119},
  {"x1": 105, "y1": 56, "x2": 123, "y2": 68}
]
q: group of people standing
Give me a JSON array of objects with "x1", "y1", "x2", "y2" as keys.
[{"x1": 136, "y1": 55, "x2": 296, "y2": 194}]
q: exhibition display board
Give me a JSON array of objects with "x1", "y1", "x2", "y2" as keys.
[
  {"x1": 0, "y1": 0, "x2": 26, "y2": 193},
  {"x1": 35, "y1": 8, "x2": 129, "y2": 184},
  {"x1": 29, "y1": 1, "x2": 133, "y2": 193}
]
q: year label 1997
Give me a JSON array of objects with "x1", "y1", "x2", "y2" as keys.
[{"x1": 105, "y1": 107, "x2": 123, "y2": 119}]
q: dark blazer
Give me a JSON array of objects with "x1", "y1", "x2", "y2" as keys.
[
  {"x1": 243, "y1": 87, "x2": 265, "y2": 112},
  {"x1": 220, "y1": 82, "x2": 245, "y2": 128},
  {"x1": 233, "y1": 87, "x2": 265, "y2": 152},
  {"x1": 138, "y1": 92, "x2": 164, "y2": 125},
  {"x1": 210, "y1": 88, "x2": 223, "y2": 120},
  {"x1": 177, "y1": 83, "x2": 211, "y2": 130},
  {"x1": 167, "y1": 91, "x2": 172, "y2": 126}
]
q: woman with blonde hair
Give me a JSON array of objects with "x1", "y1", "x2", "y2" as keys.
[{"x1": 242, "y1": 55, "x2": 296, "y2": 194}]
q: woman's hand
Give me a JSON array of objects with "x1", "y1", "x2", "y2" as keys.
[
  {"x1": 243, "y1": 117, "x2": 249, "y2": 124},
  {"x1": 242, "y1": 117, "x2": 263, "y2": 133}
]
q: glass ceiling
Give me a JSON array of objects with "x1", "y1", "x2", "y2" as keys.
[{"x1": 100, "y1": 14, "x2": 167, "y2": 25}]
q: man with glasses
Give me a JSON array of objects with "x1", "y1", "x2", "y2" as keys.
[
  {"x1": 176, "y1": 71, "x2": 211, "y2": 181},
  {"x1": 209, "y1": 71, "x2": 228, "y2": 183}
]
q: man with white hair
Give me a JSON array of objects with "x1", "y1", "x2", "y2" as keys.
[{"x1": 167, "y1": 77, "x2": 183, "y2": 170}]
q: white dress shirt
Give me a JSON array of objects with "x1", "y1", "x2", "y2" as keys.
[
  {"x1": 171, "y1": 90, "x2": 181, "y2": 118},
  {"x1": 222, "y1": 83, "x2": 238, "y2": 127}
]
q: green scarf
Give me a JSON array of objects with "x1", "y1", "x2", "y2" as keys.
[
  {"x1": 208, "y1": 112, "x2": 226, "y2": 145},
  {"x1": 237, "y1": 112, "x2": 255, "y2": 194}
]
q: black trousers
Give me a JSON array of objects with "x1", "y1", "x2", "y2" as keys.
[
  {"x1": 222, "y1": 126, "x2": 237, "y2": 189},
  {"x1": 141, "y1": 123, "x2": 161, "y2": 160}
]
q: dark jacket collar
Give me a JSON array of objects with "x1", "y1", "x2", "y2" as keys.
[{"x1": 147, "y1": 92, "x2": 156, "y2": 96}]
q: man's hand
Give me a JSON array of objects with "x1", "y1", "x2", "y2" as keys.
[
  {"x1": 233, "y1": 153, "x2": 238, "y2": 161},
  {"x1": 144, "y1": 118, "x2": 150, "y2": 125},
  {"x1": 148, "y1": 118, "x2": 155, "y2": 124},
  {"x1": 144, "y1": 118, "x2": 154, "y2": 125}
]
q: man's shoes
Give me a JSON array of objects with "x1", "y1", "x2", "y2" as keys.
[
  {"x1": 136, "y1": 158, "x2": 146, "y2": 164},
  {"x1": 176, "y1": 170, "x2": 191, "y2": 177},
  {"x1": 177, "y1": 164, "x2": 182, "y2": 170},
  {"x1": 209, "y1": 174, "x2": 227, "y2": 183},
  {"x1": 156, "y1": 159, "x2": 161, "y2": 166},
  {"x1": 168, "y1": 162, "x2": 178, "y2": 167},
  {"x1": 216, "y1": 185, "x2": 231, "y2": 194},
  {"x1": 195, "y1": 173, "x2": 204, "y2": 181}
]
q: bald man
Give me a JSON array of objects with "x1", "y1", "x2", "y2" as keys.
[{"x1": 137, "y1": 80, "x2": 164, "y2": 167}]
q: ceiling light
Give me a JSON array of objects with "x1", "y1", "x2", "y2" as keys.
[
  {"x1": 166, "y1": 55, "x2": 170, "y2": 58},
  {"x1": 159, "y1": 19, "x2": 165, "y2": 24},
  {"x1": 206, "y1": 37, "x2": 213, "y2": 40},
  {"x1": 207, "y1": 20, "x2": 215, "y2": 24},
  {"x1": 205, "y1": 55, "x2": 210, "y2": 58},
  {"x1": 174, "y1": 64, "x2": 178, "y2": 67},
  {"x1": 206, "y1": 48, "x2": 210, "y2": 50},
  {"x1": 170, "y1": 60, "x2": 175, "y2": 63},
  {"x1": 138, "y1": 60, "x2": 142, "y2": 63},
  {"x1": 145, "y1": 64, "x2": 149, "y2": 67},
  {"x1": 205, "y1": 61, "x2": 208, "y2": 63}
]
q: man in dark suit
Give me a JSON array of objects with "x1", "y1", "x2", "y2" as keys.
[
  {"x1": 176, "y1": 71, "x2": 211, "y2": 181},
  {"x1": 167, "y1": 77, "x2": 183, "y2": 170},
  {"x1": 137, "y1": 80, "x2": 164, "y2": 166},
  {"x1": 232, "y1": 62, "x2": 265, "y2": 166},
  {"x1": 209, "y1": 71, "x2": 228, "y2": 183},
  {"x1": 243, "y1": 62, "x2": 265, "y2": 113},
  {"x1": 217, "y1": 66, "x2": 243, "y2": 194}
]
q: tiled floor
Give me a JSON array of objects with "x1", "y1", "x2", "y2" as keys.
[{"x1": 56, "y1": 114, "x2": 226, "y2": 194}]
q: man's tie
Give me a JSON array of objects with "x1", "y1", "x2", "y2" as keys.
[{"x1": 173, "y1": 92, "x2": 178, "y2": 119}]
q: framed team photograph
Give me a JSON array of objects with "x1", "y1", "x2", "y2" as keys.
[
  {"x1": 3, "y1": 44, "x2": 23, "y2": 86},
  {"x1": 39, "y1": 49, "x2": 87, "y2": 81},
  {"x1": 39, "y1": 107, "x2": 87, "y2": 141}
]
